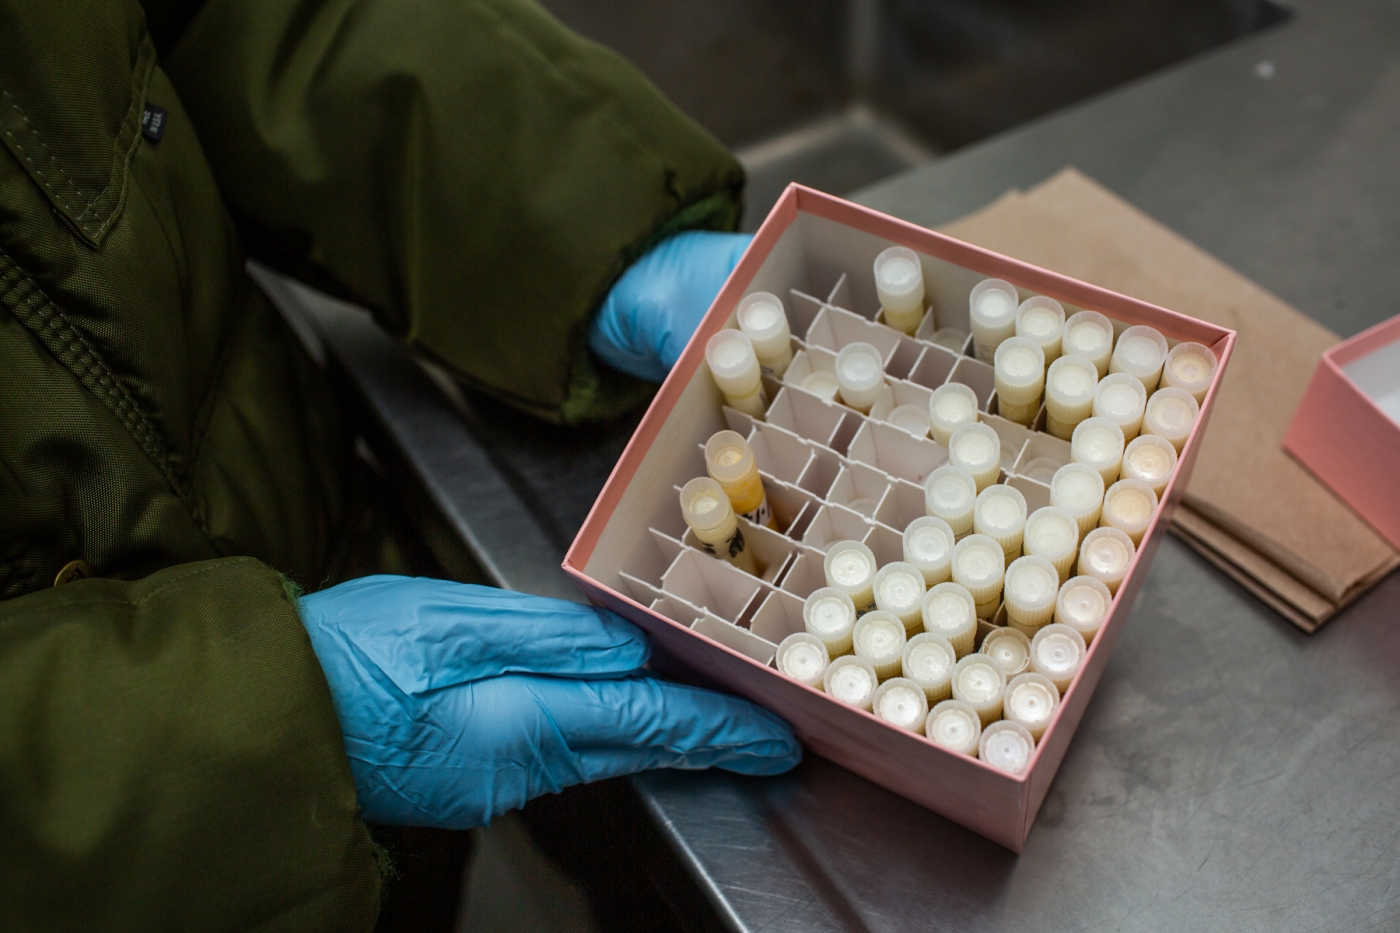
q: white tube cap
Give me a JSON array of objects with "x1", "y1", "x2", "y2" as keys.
[
  {"x1": 1015, "y1": 296, "x2": 1066, "y2": 361},
  {"x1": 902, "y1": 632, "x2": 957, "y2": 703},
  {"x1": 1055, "y1": 574, "x2": 1112, "y2": 644},
  {"x1": 823, "y1": 656, "x2": 879, "y2": 710},
  {"x1": 776, "y1": 633, "x2": 830, "y2": 688},
  {"x1": 1109, "y1": 325, "x2": 1169, "y2": 392},
  {"x1": 980, "y1": 626, "x2": 1032, "y2": 678},
  {"x1": 1004, "y1": 671, "x2": 1060, "y2": 742},
  {"x1": 874, "y1": 246, "x2": 926, "y2": 332},
  {"x1": 1062, "y1": 310, "x2": 1114, "y2": 377},
  {"x1": 835, "y1": 342, "x2": 886, "y2": 411},
  {"x1": 873, "y1": 677, "x2": 930, "y2": 733},
  {"x1": 924, "y1": 464, "x2": 979, "y2": 535},
  {"x1": 1163, "y1": 341, "x2": 1219, "y2": 403},
  {"x1": 969, "y1": 278, "x2": 1020, "y2": 363},
  {"x1": 1092, "y1": 372, "x2": 1147, "y2": 440},
  {"x1": 1030, "y1": 623, "x2": 1086, "y2": 693},
  {"x1": 903, "y1": 515, "x2": 956, "y2": 586},
  {"x1": 927, "y1": 382, "x2": 980, "y2": 446},
  {"x1": 926, "y1": 699, "x2": 982, "y2": 756},
  {"x1": 705, "y1": 329, "x2": 762, "y2": 399},
  {"x1": 1121, "y1": 434, "x2": 1178, "y2": 496},
  {"x1": 736, "y1": 292, "x2": 792, "y2": 362},
  {"x1": 1143, "y1": 386, "x2": 1200, "y2": 452},
  {"x1": 1071, "y1": 416, "x2": 1126, "y2": 485},
  {"x1": 803, "y1": 586, "x2": 858, "y2": 656}
]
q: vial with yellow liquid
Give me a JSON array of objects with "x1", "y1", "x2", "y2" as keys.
[
  {"x1": 705, "y1": 430, "x2": 775, "y2": 529},
  {"x1": 679, "y1": 477, "x2": 758, "y2": 575}
]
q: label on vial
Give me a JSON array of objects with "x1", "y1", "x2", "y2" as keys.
[
  {"x1": 698, "y1": 529, "x2": 747, "y2": 560},
  {"x1": 740, "y1": 499, "x2": 773, "y2": 529}
]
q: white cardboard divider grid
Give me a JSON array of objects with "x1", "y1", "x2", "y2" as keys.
[
  {"x1": 868, "y1": 378, "x2": 936, "y2": 427},
  {"x1": 801, "y1": 504, "x2": 872, "y2": 550},
  {"x1": 846, "y1": 419, "x2": 949, "y2": 486},
  {"x1": 795, "y1": 444, "x2": 845, "y2": 500},
  {"x1": 691, "y1": 615, "x2": 777, "y2": 666},
  {"x1": 826, "y1": 460, "x2": 892, "y2": 516},
  {"x1": 749, "y1": 588, "x2": 808, "y2": 647}
]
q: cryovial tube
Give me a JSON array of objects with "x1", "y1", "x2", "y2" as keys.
[
  {"x1": 1100, "y1": 478, "x2": 1158, "y2": 545},
  {"x1": 1004, "y1": 672, "x2": 1060, "y2": 742},
  {"x1": 973, "y1": 483, "x2": 1029, "y2": 563},
  {"x1": 993, "y1": 336, "x2": 1046, "y2": 426},
  {"x1": 853, "y1": 611, "x2": 908, "y2": 681},
  {"x1": 888, "y1": 403, "x2": 932, "y2": 438},
  {"x1": 903, "y1": 515, "x2": 956, "y2": 586},
  {"x1": 1023, "y1": 506, "x2": 1080, "y2": 583},
  {"x1": 1003, "y1": 555, "x2": 1061, "y2": 635},
  {"x1": 1109, "y1": 325, "x2": 1169, "y2": 392},
  {"x1": 1062, "y1": 310, "x2": 1115, "y2": 378},
  {"x1": 1049, "y1": 462, "x2": 1106, "y2": 537},
  {"x1": 679, "y1": 477, "x2": 758, "y2": 575},
  {"x1": 1162, "y1": 341, "x2": 1219, "y2": 404},
  {"x1": 1045, "y1": 354, "x2": 1098, "y2": 440},
  {"x1": 979, "y1": 721, "x2": 1036, "y2": 774},
  {"x1": 776, "y1": 633, "x2": 830, "y2": 688},
  {"x1": 705, "y1": 430, "x2": 774, "y2": 528},
  {"x1": 927, "y1": 382, "x2": 980, "y2": 447},
  {"x1": 951, "y1": 533, "x2": 1006, "y2": 618},
  {"x1": 706, "y1": 330, "x2": 767, "y2": 418},
  {"x1": 835, "y1": 342, "x2": 886, "y2": 413},
  {"x1": 952, "y1": 654, "x2": 1007, "y2": 726},
  {"x1": 921, "y1": 581, "x2": 979, "y2": 658},
  {"x1": 902, "y1": 632, "x2": 957, "y2": 703},
  {"x1": 1071, "y1": 416, "x2": 1126, "y2": 485},
  {"x1": 1078, "y1": 526, "x2": 1135, "y2": 594},
  {"x1": 1121, "y1": 434, "x2": 1178, "y2": 497},
  {"x1": 874, "y1": 246, "x2": 927, "y2": 334},
  {"x1": 737, "y1": 292, "x2": 793, "y2": 378},
  {"x1": 1030, "y1": 623, "x2": 1086, "y2": 693},
  {"x1": 949, "y1": 422, "x2": 1002, "y2": 492},
  {"x1": 1092, "y1": 373, "x2": 1147, "y2": 441},
  {"x1": 980, "y1": 626, "x2": 1031, "y2": 678},
  {"x1": 924, "y1": 464, "x2": 979, "y2": 536},
  {"x1": 926, "y1": 699, "x2": 982, "y2": 756},
  {"x1": 969, "y1": 278, "x2": 1020, "y2": 363},
  {"x1": 823, "y1": 539, "x2": 878, "y2": 611},
  {"x1": 873, "y1": 677, "x2": 930, "y2": 733},
  {"x1": 1143, "y1": 386, "x2": 1199, "y2": 452},
  {"x1": 1055, "y1": 575, "x2": 1112, "y2": 644},
  {"x1": 803, "y1": 586, "x2": 858, "y2": 657},
  {"x1": 1015, "y1": 296, "x2": 1065, "y2": 363},
  {"x1": 874, "y1": 561, "x2": 929, "y2": 634},
  {"x1": 799, "y1": 369, "x2": 841, "y2": 402},
  {"x1": 823, "y1": 656, "x2": 879, "y2": 711}
]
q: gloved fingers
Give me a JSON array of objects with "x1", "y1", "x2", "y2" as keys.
[
  {"x1": 526, "y1": 674, "x2": 802, "y2": 778},
  {"x1": 299, "y1": 576, "x2": 650, "y2": 694}
]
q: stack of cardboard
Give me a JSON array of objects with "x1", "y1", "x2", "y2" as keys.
[{"x1": 940, "y1": 169, "x2": 1398, "y2": 630}]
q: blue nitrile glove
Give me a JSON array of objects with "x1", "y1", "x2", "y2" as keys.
[
  {"x1": 296, "y1": 576, "x2": 801, "y2": 828},
  {"x1": 589, "y1": 230, "x2": 753, "y2": 382}
]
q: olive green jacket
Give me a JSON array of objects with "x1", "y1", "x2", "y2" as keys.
[{"x1": 0, "y1": 1, "x2": 742, "y2": 929}]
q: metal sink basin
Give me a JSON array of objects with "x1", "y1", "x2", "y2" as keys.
[{"x1": 540, "y1": 0, "x2": 1290, "y2": 227}]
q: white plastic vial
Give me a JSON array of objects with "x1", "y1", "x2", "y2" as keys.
[
  {"x1": 1078, "y1": 526, "x2": 1135, "y2": 594},
  {"x1": 1121, "y1": 434, "x2": 1178, "y2": 497},
  {"x1": 969, "y1": 278, "x2": 1020, "y2": 363},
  {"x1": 705, "y1": 329, "x2": 767, "y2": 418},
  {"x1": 853, "y1": 610, "x2": 908, "y2": 681},
  {"x1": 1092, "y1": 372, "x2": 1147, "y2": 441},
  {"x1": 776, "y1": 633, "x2": 830, "y2": 688},
  {"x1": 1030, "y1": 623, "x2": 1086, "y2": 693},
  {"x1": 921, "y1": 582, "x2": 979, "y2": 658},
  {"x1": 1109, "y1": 325, "x2": 1169, "y2": 392},
  {"x1": 949, "y1": 422, "x2": 1002, "y2": 492},
  {"x1": 973, "y1": 483, "x2": 1029, "y2": 562},
  {"x1": 1062, "y1": 310, "x2": 1115, "y2": 378},
  {"x1": 835, "y1": 342, "x2": 886, "y2": 413},
  {"x1": 993, "y1": 336, "x2": 1046, "y2": 426},
  {"x1": 803, "y1": 586, "x2": 858, "y2": 657},
  {"x1": 1071, "y1": 416, "x2": 1126, "y2": 485},
  {"x1": 1162, "y1": 341, "x2": 1219, "y2": 404},
  {"x1": 1143, "y1": 386, "x2": 1199, "y2": 452},
  {"x1": 952, "y1": 533, "x2": 1006, "y2": 618},
  {"x1": 736, "y1": 292, "x2": 794, "y2": 378},
  {"x1": 924, "y1": 464, "x2": 979, "y2": 536},
  {"x1": 979, "y1": 721, "x2": 1036, "y2": 773},
  {"x1": 887, "y1": 403, "x2": 932, "y2": 438},
  {"x1": 1004, "y1": 672, "x2": 1060, "y2": 742},
  {"x1": 952, "y1": 654, "x2": 1007, "y2": 725},
  {"x1": 902, "y1": 515, "x2": 956, "y2": 586},
  {"x1": 874, "y1": 246, "x2": 927, "y2": 334},
  {"x1": 927, "y1": 382, "x2": 980, "y2": 446},
  {"x1": 1015, "y1": 296, "x2": 1066, "y2": 363},
  {"x1": 705, "y1": 430, "x2": 773, "y2": 528},
  {"x1": 872, "y1": 677, "x2": 930, "y2": 733},
  {"x1": 1055, "y1": 575, "x2": 1112, "y2": 644},
  {"x1": 1100, "y1": 478, "x2": 1158, "y2": 545},
  {"x1": 679, "y1": 477, "x2": 758, "y2": 575},
  {"x1": 1049, "y1": 462, "x2": 1106, "y2": 537},
  {"x1": 901, "y1": 632, "x2": 957, "y2": 703},
  {"x1": 823, "y1": 656, "x2": 879, "y2": 710},
  {"x1": 926, "y1": 699, "x2": 982, "y2": 756},
  {"x1": 873, "y1": 561, "x2": 928, "y2": 634},
  {"x1": 1023, "y1": 505, "x2": 1080, "y2": 583},
  {"x1": 1045, "y1": 354, "x2": 1098, "y2": 440},
  {"x1": 823, "y1": 539, "x2": 878, "y2": 610},
  {"x1": 980, "y1": 626, "x2": 1032, "y2": 678},
  {"x1": 1003, "y1": 555, "x2": 1061, "y2": 634}
]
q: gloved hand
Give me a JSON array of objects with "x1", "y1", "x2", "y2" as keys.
[
  {"x1": 297, "y1": 576, "x2": 801, "y2": 828},
  {"x1": 589, "y1": 230, "x2": 753, "y2": 382}
]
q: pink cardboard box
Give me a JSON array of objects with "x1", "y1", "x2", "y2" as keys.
[
  {"x1": 1286, "y1": 314, "x2": 1400, "y2": 551},
  {"x1": 563, "y1": 185, "x2": 1234, "y2": 851}
]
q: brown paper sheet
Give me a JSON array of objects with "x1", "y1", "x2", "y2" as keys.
[{"x1": 938, "y1": 169, "x2": 1399, "y2": 630}]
